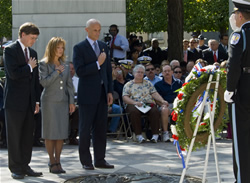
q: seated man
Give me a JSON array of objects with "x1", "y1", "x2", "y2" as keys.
[
  {"x1": 123, "y1": 64, "x2": 168, "y2": 143},
  {"x1": 108, "y1": 103, "x2": 123, "y2": 133},
  {"x1": 155, "y1": 65, "x2": 183, "y2": 142},
  {"x1": 144, "y1": 63, "x2": 162, "y2": 85}
]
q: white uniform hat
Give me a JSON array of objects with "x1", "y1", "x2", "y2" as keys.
[
  {"x1": 137, "y1": 56, "x2": 152, "y2": 64},
  {"x1": 118, "y1": 59, "x2": 133, "y2": 69}
]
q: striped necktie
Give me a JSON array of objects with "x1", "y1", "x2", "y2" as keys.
[{"x1": 93, "y1": 41, "x2": 100, "y2": 57}]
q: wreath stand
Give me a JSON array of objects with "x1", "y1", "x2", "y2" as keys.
[{"x1": 179, "y1": 73, "x2": 221, "y2": 183}]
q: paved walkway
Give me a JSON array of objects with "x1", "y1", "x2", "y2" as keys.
[{"x1": 0, "y1": 138, "x2": 235, "y2": 183}]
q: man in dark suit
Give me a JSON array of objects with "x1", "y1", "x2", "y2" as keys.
[
  {"x1": 3, "y1": 22, "x2": 42, "y2": 179},
  {"x1": 143, "y1": 38, "x2": 164, "y2": 65},
  {"x1": 202, "y1": 39, "x2": 228, "y2": 65},
  {"x1": 73, "y1": 19, "x2": 114, "y2": 170},
  {"x1": 218, "y1": 33, "x2": 229, "y2": 55},
  {"x1": 183, "y1": 39, "x2": 194, "y2": 62},
  {"x1": 188, "y1": 38, "x2": 203, "y2": 61}
]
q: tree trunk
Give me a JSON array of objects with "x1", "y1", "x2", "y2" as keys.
[{"x1": 167, "y1": 0, "x2": 183, "y2": 62}]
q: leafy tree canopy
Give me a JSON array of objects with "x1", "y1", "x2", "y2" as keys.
[
  {"x1": 126, "y1": 0, "x2": 168, "y2": 33},
  {"x1": 126, "y1": 0, "x2": 229, "y2": 34},
  {"x1": 0, "y1": 0, "x2": 12, "y2": 40},
  {"x1": 184, "y1": 0, "x2": 229, "y2": 34}
]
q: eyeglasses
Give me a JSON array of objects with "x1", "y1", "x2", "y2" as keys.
[
  {"x1": 174, "y1": 71, "x2": 182, "y2": 74},
  {"x1": 145, "y1": 68, "x2": 155, "y2": 71}
]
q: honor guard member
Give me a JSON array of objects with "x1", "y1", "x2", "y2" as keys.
[
  {"x1": 118, "y1": 59, "x2": 134, "y2": 81},
  {"x1": 197, "y1": 35, "x2": 209, "y2": 50},
  {"x1": 224, "y1": 0, "x2": 250, "y2": 182}
]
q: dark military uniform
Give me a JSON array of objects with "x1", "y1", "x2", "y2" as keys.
[
  {"x1": 227, "y1": 21, "x2": 250, "y2": 183},
  {"x1": 197, "y1": 44, "x2": 209, "y2": 50}
]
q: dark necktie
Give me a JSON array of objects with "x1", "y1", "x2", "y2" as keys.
[
  {"x1": 93, "y1": 42, "x2": 100, "y2": 58},
  {"x1": 24, "y1": 48, "x2": 29, "y2": 63},
  {"x1": 25, "y1": 47, "x2": 32, "y2": 79}
]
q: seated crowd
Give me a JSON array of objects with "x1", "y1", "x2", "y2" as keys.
[{"x1": 105, "y1": 33, "x2": 229, "y2": 143}]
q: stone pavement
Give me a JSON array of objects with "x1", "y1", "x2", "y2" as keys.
[{"x1": 0, "y1": 138, "x2": 235, "y2": 183}]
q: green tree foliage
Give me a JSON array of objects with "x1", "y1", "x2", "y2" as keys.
[
  {"x1": 0, "y1": 0, "x2": 12, "y2": 40},
  {"x1": 184, "y1": 0, "x2": 229, "y2": 34},
  {"x1": 126, "y1": 0, "x2": 168, "y2": 33},
  {"x1": 126, "y1": 0, "x2": 229, "y2": 34}
]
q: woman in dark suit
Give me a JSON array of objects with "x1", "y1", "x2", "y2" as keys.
[{"x1": 39, "y1": 37, "x2": 75, "y2": 174}]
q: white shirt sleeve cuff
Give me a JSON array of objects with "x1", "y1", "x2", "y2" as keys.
[
  {"x1": 28, "y1": 64, "x2": 33, "y2": 72},
  {"x1": 96, "y1": 61, "x2": 100, "y2": 70}
]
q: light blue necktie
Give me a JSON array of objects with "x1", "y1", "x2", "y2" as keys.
[{"x1": 93, "y1": 41, "x2": 100, "y2": 57}]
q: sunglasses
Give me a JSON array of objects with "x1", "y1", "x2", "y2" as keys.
[
  {"x1": 174, "y1": 71, "x2": 182, "y2": 74},
  {"x1": 146, "y1": 68, "x2": 155, "y2": 71}
]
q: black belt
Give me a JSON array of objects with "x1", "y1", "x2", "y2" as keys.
[{"x1": 243, "y1": 67, "x2": 250, "y2": 73}]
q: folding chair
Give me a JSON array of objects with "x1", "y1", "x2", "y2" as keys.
[{"x1": 107, "y1": 91, "x2": 132, "y2": 141}]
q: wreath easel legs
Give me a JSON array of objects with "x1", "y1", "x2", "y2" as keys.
[{"x1": 180, "y1": 74, "x2": 222, "y2": 183}]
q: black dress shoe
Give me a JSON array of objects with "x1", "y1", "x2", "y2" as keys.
[
  {"x1": 82, "y1": 164, "x2": 95, "y2": 170},
  {"x1": 24, "y1": 169, "x2": 43, "y2": 177},
  {"x1": 11, "y1": 173, "x2": 24, "y2": 179},
  {"x1": 95, "y1": 162, "x2": 114, "y2": 169},
  {"x1": 69, "y1": 138, "x2": 79, "y2": 145},
  {"x1": 33, "y1": 140, "x2": 44, "y2": 147}
]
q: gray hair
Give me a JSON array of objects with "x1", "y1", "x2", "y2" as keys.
[
  {"x1": 86, "y1": 19, "x2": 101, "y2": 28},
  {"x1": 170, "y1": 60, "x2": 180, "y2": 66},
  {"x1": 208, "y1": 39, "x2": 218, "y2": 46},
  {"x1": 133, "y1": 64, "x2": 145, "y2": 75}
]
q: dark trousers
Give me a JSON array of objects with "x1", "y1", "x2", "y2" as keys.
[
  {"x1": 126, "y1": 104, "x2": 160, "y2": 135},
  {"x1": 5, "y1": 107, "x2": 34, "y2": 173},
  {"x1": 232, "y1": 103, "x2": 250, "y2": 183},
  {"x1": 34, "y1": 112, "x2": 42, "y2": 141},
  {"x1": 0, "y1": 109, "x2": 6, "y2": 144},
  {"x1": 78, "y1": 87, "x2": 108, "y2": 166},
  {"x1": 69, "y1": 107, "x2": 79, "y2": 138}
]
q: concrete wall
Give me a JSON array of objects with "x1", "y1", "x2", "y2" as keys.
[{"x1": 12, "y1": 0, "x2": 126, "y2": 60}]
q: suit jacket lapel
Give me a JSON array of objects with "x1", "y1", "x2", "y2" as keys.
[
  {"x1": 16, "y1": 41, "x2": 26, "y2": 64},
  {"x1": 85, "y1": 39, "x2": 97, "y2": 59},
  {"x1": 29, "y1": 48, "x2": 36, "y2": 59}
]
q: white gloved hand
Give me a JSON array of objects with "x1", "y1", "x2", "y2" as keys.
[
  {"x1": 229, "y1": 14, "x2": 239, "y2": 31},
  {"x1": 224, "y1": 90, "x2": 234, "y2": 103}
]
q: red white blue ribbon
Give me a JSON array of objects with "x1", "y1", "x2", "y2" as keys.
[{"x1": 173, "y1": 139, "x2": 186, "y2": 169}]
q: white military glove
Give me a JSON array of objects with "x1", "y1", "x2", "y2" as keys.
[{"x1": 224, "y1": 90, "x2": 234, "y2": 103}]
